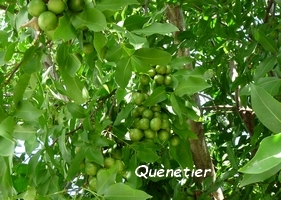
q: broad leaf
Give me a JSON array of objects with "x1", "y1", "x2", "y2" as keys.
[
  {"x1": 13, "y1": 73, "x2": 30, "y2": 105},
  {"x1": 67, "y1": 103, "x2": 86, "y2": 118},
  {"x1": 251, "y1": 84, "x2": 281, "y2": 133},
  {"x1": 131, "y1": 143, "x2": 160, "y2": 163},
  {"x1": 257, "y1": 77, "x2": 281, "y2": 96},
  {"x1": 97, "y1": 164, "x2": 118, "y2": 194},
  {"x1": 94, "y1": 32, "x2": 107, "y2": 60},
  {"x1": 96, "y1": 0, "x2": 139, "y2": 11},
  {"x1": 114, "y1": 104, "x2": 134, "y2": 126},
  {"x1": 115, "y1": 57, "x2": 132, "y2": 88},
  {"x1": 143, "y1": 86, "x2": 167, "y2": 106},
  {"x1": 254, "y1": 56, "x2": 276, "y2": 81},
  {"x1": 175, "y1": 76, "x2": 210, "y2": 97},
  {"x1": 104, "y1": 183, "x2": 152, "y2": 200},
  {"x1": 170, "y1": 93, "x2": 183, "y2": 124},
  {"x1": 13, "y1": 125, "x2": 36, "y2": 140},
  {"x1": 252, "y1": 28, "x2": 278, "y2": 53},
  {"x1": 132, "y1": 23, "x2": 179, "y2": 36},
  {"x1": 53, "y1": 14, "x2": 76, "y2": 41},
  {"x1": 130, "y1": 56, "x2": 151, "y2": 73},
  {"x1": 14, "y1": 101, "x2": 44, "y2": 121},
  {"x1": 169, "y1": 139, "x2": 193, "y2": 169},
  {"x1": 239, "y1": 133, "x2": 281, "y2": 174},
  {"x1": 134, "y1": 48, "x2": 172, "y2": 65}
]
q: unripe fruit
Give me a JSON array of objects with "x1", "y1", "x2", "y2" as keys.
[
  {"x1": 142, "y1": 109, "x2": 154, "y2": 120},
  {"x1": 82, "y1": 43, "x2": 95, "y2": 55},
  {"x1": 154, "y1": 74, "x2": 164, "y2": 85},
  {"x1": 139, "y1": 74, "x2": 150, "y2": 85},
  {"x1": 158, "y1": 129, "x2": 170, "y2": 142},
  {"x1": 144, "y1": 129, "x2": 156, "y2": 139},
  {"x1": 133, "y1": 118, "x2": 141, "y2": 128},
  {"x1": 132, "y1": 92, "x2": 145, "y2": 105},
  {"x1": 153, "y1": 112, "x2": 162, "y2": 119},
  {"x1": 170, "y1": 135, "x2": 181, "y2": 146},
  {"x1": 111, "y1": 148, "x2": 123, "y2": 160},
  {"x1": 47, "y1": 0, "x2": 65, "y2": 14},
  {"x1": 85, "y1": 162, "x2": 100, "y2": 176},
  {"x1": 104, "y1": 157, "x2": 116, "y2": 169},
  {"x1": 89, "y1": 177, "x2": 97, "y2": 191},
  {"x1": 155, "y1": 65, "x2": 167, "y2": 75},
  {"x1": 161, "y1": 118, "x2": 170, "y2": 130},
  {"x1": 68, "y1": 0, "x2": 85, "y2": 12},
  {"x1": 137, "y1": 105, "x2": 146, "y2": 114},
  {"x1": 138, "y1": 118, "x2": 150, "y2": 130},
  {"x1": 116, "y1": 160, "x2": 125, "y2": 173},
  {"x1": 129, "y1": 128, "x2": 144, "y2": 141},
  {"x1": 148, "y1": 68, "x2": 156, "y2": 77},
  {"x1": 166, "y1": 65, "x2": 172, "y2": 74},
  {"x1": 151, "y1": 104, "x2": 161, "y2": 112},
  {"x1": 164, "y1": 75, "x2": 172, "y2": 86},
  {"x1": 38, "y1": 11, "x2": 58, "y2": 31},
  {"x1": 150, "y1": 117, "x2": 162, "y2": 131},
  {"x1": 27, "y1": 0, "x2": 47, "y2": 17}
]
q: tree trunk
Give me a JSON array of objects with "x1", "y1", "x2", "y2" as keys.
[{"x1": 166, "y1": 5, "x2": 224, "y2": 200}]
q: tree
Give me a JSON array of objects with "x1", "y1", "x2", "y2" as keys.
[{"x1": 1, "y1": 0, "x2": 281, "y2": 199}]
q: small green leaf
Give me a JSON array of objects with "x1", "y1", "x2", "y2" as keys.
[
  {"x1": 72, "y1": 8, "x2": 107, "y2": 31},
  {"x1": 175, "y1": 76, "x2": 210, "y2": 97},
  {"x1": 0, "y1": 137, "x2": 15, "y2": 157},
  {"x1": 97, "y1": 164, "x2": 118, "y2": 194},
  {"x1": 256, "y1": 77, "x2": 281, "y2": 96},
  {"x1": 131, "y1": 143, "x2": 160, "y2": 163},
  {"x1": 124, "y1": 15, "x2": 149, "y2": 31},
  {"x1": 170, "y1": 93, "x2": 183, "y2": 124},
  {"x1": 65, "y1": 54, "x2": 81, "y2": 77},
  {"x1": 67, "y1": 103, "x2": 86, "y2": 118},
  {"x1": 58, "y1": 130, "x2": 71, "y2": 163},
  {"x1": 130, "y1": 56, "x2": 151, "y2": 73},
  {"x1": 115, "y1": 57, "x2": 132, "y2": 88},
  {"x1": 239, "y1": 133, "x2": 281, "y2": 174},
  {"x1": 94, "y1": 32, "x2": 107, "y2": 60},
  {"x1": 169, "y1": 139, "x2": 193, "y2": 169},
  {"x1": 143, "y1": 86, "x2": 167, "y2": 106},
  {"x1": 14, "y1": 101, "x2": 44, "y2": 121},
  {"x1": 254, "y1": 56, "x2": 276, "y2": 81},
  {"x1": 252, "y1": 28, "x2": 278, "y2": 53},
  {"x1": 251, "y1": 84, "x2": 281, "y2": 133},
  {"x1": 114, "y1": 104, "x2": 134, "y2": 126},
  {"x1": 53, "y1": 14, "x2": 76, "y2": 41},
  {"x1": 134, "y1": 48, "x2": 172, "y2": 65},
  {"x1": 13, "y1": 125, "x2": 36, "y2": 140},
  {"x1": 22, "y1": 53, "x2": 42, "y2": 75},
  {"x1": 239, "y1": 162, "x2": 281, "y2": 187},
  {"x1": 132, "y1": 23, "x2": 179, "y2": 36},
  {"x1": 96, "y1": 0, "x2": 139, "y2": 11},
  {"x1": 4, "y1": 43, "x2": 16, "y2": 62},
  {"x1": 85, "y1": 146, "x2": 104, "y2": 166},
  {"x1": 104, "y1": 183, "x2": 152, "y2": 200},
  {"x1": 66, "y1": 148, "x2": 86, "y2": 180},
  {"x1": 13, "y1": 73, "x2": 30, "y2": 105},
  {"x1": 126, "y1": 32, "x2": 147, "y2": 47}
]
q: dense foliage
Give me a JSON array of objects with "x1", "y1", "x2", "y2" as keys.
[{"x1": 1, "y1": 0, "x2": 281, "y2": 199}]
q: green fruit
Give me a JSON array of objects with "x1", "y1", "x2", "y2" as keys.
[
  {"x1": 162, "y1": 113, "x2": 169, "y2": 119},
  {"x1": 112, "y1": 148, "x2": 123, "y2": 160},
  {"x1": 137, "y1": 105, "x2": 146, "y2": 114},
  {"x1": 140, "y1": 74, "x2": 150, "y2": 85},
  {"x1": 133, "y1": 118, "x2": 141, "y2": 128},
  {"x1": 151, "y1": 105, "x2": 161, "y2": 112},
  {"x1": 144, "y1": 129, "x2": 156, "y2": 139},
  {"x1": 166, "y1": 65, "x2": 172, "y2": 74},
  {"x1": 138, "y1": 118, "x2": 150, "y2": 130},
  {"x1": 27, "y1": 0, "x2": 47, "y2": 17},
  {"x1": 47, "y1": 0, "x2": 65, "y2": 14},
  {"x1": 131, "y1": 107, "x2": 140, "y2": 118},
  {"x1": 83, "y1": 43, "x2": 94, "y2": 55},
  {"x1": 170, "y1": 135, "x2": 181, "y2": 146},
  {"x1": 38, "y1": 11, "x2": 58, "y2": 31},
  {"x1": 68, "y1": 0, "x2": 85, "y2": 12},
  {"x1": 142, "y1": 109, "x2": 154, "y2": 120},
  {"x1": 150, "y1": 117, "x2": 162, "y2": 131},
  {"x1": 158, "y1": 129, "x2": 170, "y2": 142},
  {"x1": 153, "y1": 112, "x2": 162, "y2": 119},
  {"x1": 148, "y1": 68, "x2": 156, "y2": 77},
  {"x1": 155, "y1": 65, "x2": 167, "y2": 75},
  {"x1": 104, "y1": 157, "x2": 116, "y2": 169},
  {"x1": 89, "y1": 177, "x2": 97, "y2": 191},
  {"x1": 85, "y1": 162, "x2": 100, "y2": 176},
  {"x1": 129, "y1": 128, "x2": 144, "y2": 141},
  {"x1": 154, "y1": 74, "x2": 164, "y2": 85},
  {"x1": 132, "y1": 92, "x2": 145, "y2": 105},
  {"x1": 116, "y1": 160, "x2": 125, "y2": 172},
  {"x1": 161, "y1": 118, "x2": 170, "y2": 130},
  {"x1": 164, "y1": 75, "x2": 172, "y2": 86}
]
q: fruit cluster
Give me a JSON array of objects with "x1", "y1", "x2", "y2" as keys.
[
  {"x1": 129, "y1": 67, "x2": 180, "y2": 146},
  {"x1": 27, "y1": 0, "x2": 85, "y2": 32}
]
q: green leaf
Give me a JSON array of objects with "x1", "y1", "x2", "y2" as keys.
[
  {"x1": 94, "y1": 32, "x2": 107, "y2": 60},
  {"x1": 256, "y1": 77, "x2": 281, "y2": 96},
  {"x1": 104, "y1": 183, "x2": 152, "y2": 200},
  {"x1": 65, "y1": 54, "x2": 81, "y2": 77},
  {"x1": 53, "y1": 14, "x2": 76, "y2": 41},
  {"x1": 67, "y1": 103, "x2": 86, "y2": 118},
  {"x1": 124, "y1": 15, "x2": 149, "y2": 31},
  {"x1": 175, "y1": 76, "x2": 210, "y2": 97},
  {"x1": 14, "y1": 101, "x2": 44, "y2": 121},
  {"x1": 143, "y1": 86, "x2": 167, "y2": 106},
  {"x1": 66, "y1": 148, "x2": 86, "y2": 180},
  {"x1": 0, "y1": 138, "x2": 15, "y2": 157},
  {"x1": 252, "y1": 28, "x2": 278, "y2": 53},
  {"x1": 170, "y1": 93, "x2": 183, "y2": 124},
  {"x1": 58, "y1": 130, "x2": 71, "y2": 163},
  {"x1": 71, "y1": 8, "x2": 107, "y2": 31},
  {"x1": 96, "y1": 0, "x2": 139, "y2": 11},
  {"x1": 251, "y1": 84, "x2": 281, "y2": 133},
  {"x1": 13, "y1": 125, "x2": 36, "y2": 140},
  {"x1": 114, "y1": 104, "x2": 134, "y2": 126},
  {"x1": 130, "y1": 56, "x2": 151, "y2": 73},
  {"x1": 134, "y1": 48, "x2": 172, "y2": 65},
  {"x1": 97, "y1": 164, "x2": 118, "y2": 194},
  {"x1": 0, "y1": 117, "x2": 15, "y2": 157},
  {"x1": 239, "y1": 133, "x2": 281, "y2": 174},
  {"x1": 131, "y1": 143, "x2": 160, "y2": 163},
  {"x1": 85, "y1": 146, "x2": 104, "y2": 166},
  {"x1": 132, "y1": 23, "x2": 179, "y2": 36},
  {"x1": 239, "y1": 162, "x2": 281, "y2": 187},
  {"x1": 169, "y1": 139, "x2": 193, "y2": 169},
  {"x1": 4, "y1": 43, "x2": 16, "y2": 62},
  {"x1": 115, "y1": 57, "x2": 132, "y2": 88},
  {"x1": 22, "y1": 53, "x2": 42, "y2": 75},
  {"x1": 254, "y1": 56, "x2": 276, "y2": 81},
  {"x1": 13, "y1": 73, "x2": 30, "y2": 105}
]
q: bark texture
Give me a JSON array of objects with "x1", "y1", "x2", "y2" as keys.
[{"x1": 166, "y1": 5, "x2": 224, "y2": 200}]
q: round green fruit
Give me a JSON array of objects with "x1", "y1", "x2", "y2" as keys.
[
  {"x1": 166, "y1": 65, "x2": 172, "y2": 74},
  {"x1": 104, "y1": 157, "x2": 116, "y2": 169},
  {"x1": 68, "y1": 0, "x2": 85, "y2": 12},
  {"x1": 142, "y1": 109, "x2": 154, "y2": 120},
  {"x1": 38, "y1": 11, "x2": 58, "y2": 31},
  {"x1": 158, "y1": 129, "x2": 170, "y2": 142},
  {"x1": 154, "y1": 74, "x2": 165, "y2": 85},
  {"x1": 89, "y1": 177, "x2": 97, "y2": 191},
  {"x1": 153, "y1": 111, "x2": 162, "y2": 119},
  {"x1": 131, "y1": 107, "x2": 140, "y2": 118},
  {"x1": 133, "y1": 118, "x2": 141, "y2": 129},
  {"x1": 161, "y1": 118, "x2": 170, "y2": 130},
  {"x1": 85, "y1": 162, "x2": 100, "y2": 176},
  {"x1": 116, "y1": 160, "x2": 125, "y2": 173},
  {"x1": 155, "y1": 65, "x2": 167, "y2": 75},
  {"x1": 132, "y1": 92, "x2": 145, "y2": 105},
  {"x1": 47, "y1": 0, "x2": 65, "y2": 14},
  {"x1": 151, "y1": 105, "x2": 161, "y2": 112},
  {"x1": 82, "y1": 43, "x2": 94, "y2": 55},
  {"x1": 148, "y1": 68, "x2": 156, "y2": 77},
  {"x1": 164, "y1": 75, "x2": 172, "y2": 86},
  {"x1": 27, "y1": 0, "x2": 47, "y2": 17},
  {"x1": 129, "y1": 128, "x2": 144, "y2": 141},
  {"x1": 111, "y1": 148, "x2": 123, "y2": 160},
  {"x1": 137, "y1": 105, "x2": 146, "y2": 114},
  {"x1": 170, "y1": 135, "x2": 181, "y2": 146},
  {"x1": 138, "y1": 118, "x2": 150, "y2": 130},
  {"x1": 150, "y1": 117, "x2": 162, "y2": 131},
  {"x1": 144, "y1": 129, "x2": 156, "y2": 139},
  {"x1": 140, "y1": 74, "x2": 150, "y2": 85}
]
